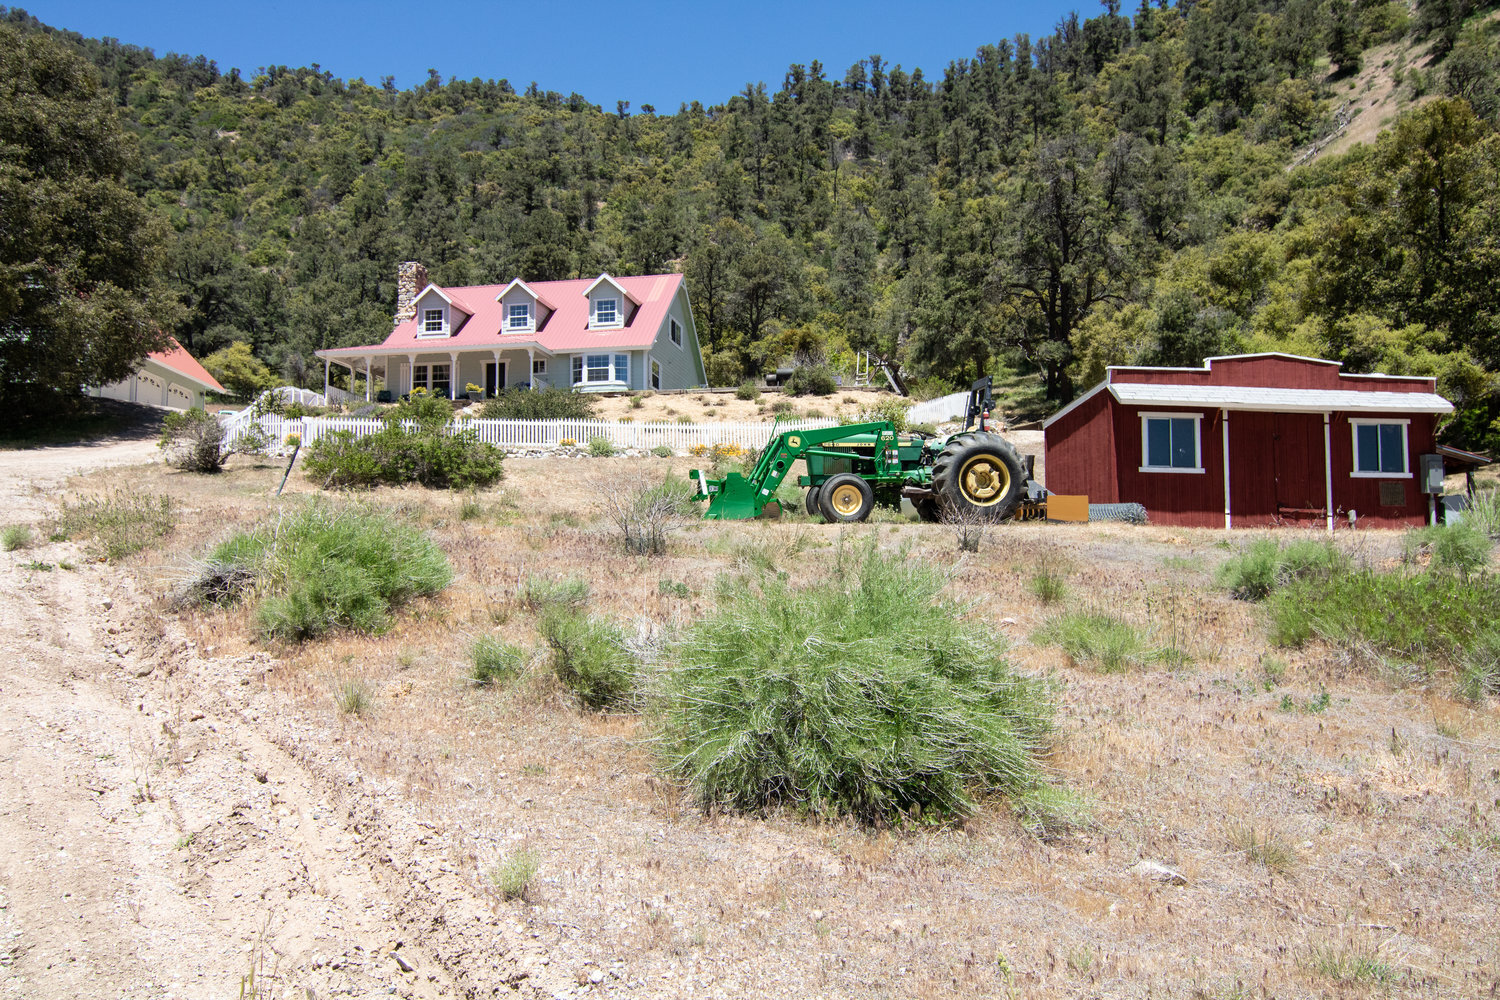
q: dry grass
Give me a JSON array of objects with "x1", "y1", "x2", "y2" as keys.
[{"x1": 70, "y1": 453, "x2": 1500, "y2": 998}]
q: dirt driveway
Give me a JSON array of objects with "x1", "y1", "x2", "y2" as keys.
[{"x1": 0, "y1": 441, "x2": 571, "y2": 1000}]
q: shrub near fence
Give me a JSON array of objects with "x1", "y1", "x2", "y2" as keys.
[{"x1": 220, "y1": 414, "x2": 838, "y2": 456}]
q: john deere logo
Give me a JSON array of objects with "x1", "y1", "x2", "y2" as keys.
[{"x1": 788, "y1": 435, "x2": 802, "y2": 448}]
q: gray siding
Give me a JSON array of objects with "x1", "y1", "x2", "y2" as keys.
[{"x1": 649, "y1": 286, "x2": 706, "y2": 389}]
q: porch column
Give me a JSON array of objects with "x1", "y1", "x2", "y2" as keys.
[
  {"x1": 364, "y1": 357, "x2": 372, "y2": 401},
  {"x1": 1323, "y1": 412, "x2": 1334, "y2": 534},
  {"x1": 1221, "y1": 411, "x2": 1232, "y2": 530},
  {"x1": 323, "y1": 358, "x2": 330, "y2": 398},
  {"x1": 493, "y1": 349, "x2": 502, "y2": 394},
  {"x1": 449, "y1": 352, "x2": 459, "y2": 399},
  {"x1": 407, "y1": 353, "x2": 416, "y2": 394},
  {"x1": 527, "y1": 348, "x2": 536, "y2": 390}
]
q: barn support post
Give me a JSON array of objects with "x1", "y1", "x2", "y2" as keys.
[
  {"x1": 1322, "y1": 412, "x2": 1334, "y2": 534},
  {"x1": 1222, "y1": 411, "x2": 1232, "y2": 530}
]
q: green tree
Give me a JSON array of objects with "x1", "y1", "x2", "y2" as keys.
[
  {"x1": 0, "y1": 23, "x2": 173, "y2": 417},
  {"x1": 201, "y1": 341, "x2": 279, "y2": 400}
]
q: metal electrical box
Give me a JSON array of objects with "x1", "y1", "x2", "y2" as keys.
[{"x1": 1418, "y1": 453, "x2": 1444, "y2": 494}]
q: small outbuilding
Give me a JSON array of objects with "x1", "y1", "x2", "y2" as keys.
[{"x1": 1042, "y1": 353, "x2": 1453, "y2": 529}]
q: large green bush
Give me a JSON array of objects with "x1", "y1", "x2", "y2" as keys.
[
  {"x1": 652, "y1": 539, "x2": 1055, "y2": 824},
  {"x1": 783, "y1": 364, "x2": 837, "y2": 397},
  {"x1": 302, "y1": 424, "x2": 504, "y2": 489},
  {"x1": 208, "y1": 502, "x2": 452, "y2": 641},
  {"x1": 479, "y1": 387, "x2": 597, "y2": 420}
]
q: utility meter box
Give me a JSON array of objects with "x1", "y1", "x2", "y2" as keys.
[{"x1": 1418, "y1": 453, "x2": 1444, "y2": 494}]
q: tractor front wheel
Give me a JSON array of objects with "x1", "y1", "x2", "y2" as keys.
[
  {"x1": 805, "y1": 485, "x2": 822, "y2": 516},
  {"x1": 818, "y1": 473, "x2": 875, "y2": 523},
  {"x1": 930, "y1": 432, "x2": 1027, "y2": 520}
]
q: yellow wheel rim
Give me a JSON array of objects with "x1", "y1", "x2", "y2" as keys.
[
  {"x1": 958, "y1": 455, "x2": 1010, "y2": 506},
  {"x1": 829, "y1": 483, "x2": 864, "y2": 516}
]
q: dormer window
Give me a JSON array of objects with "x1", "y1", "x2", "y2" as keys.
[
  {"x1": 595, "y1": 298, "x2": 619, "y2": 327},
  {"x1": 423, "y1": 308, "x2": 444, "y2": 334},
  {"x1": 507, "y1": 302, "x2": 531, "y2": 330}
]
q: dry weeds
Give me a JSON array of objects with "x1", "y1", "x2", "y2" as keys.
[{"x1": 31, "y1": 451, "x2": 1500, "y2": 998}]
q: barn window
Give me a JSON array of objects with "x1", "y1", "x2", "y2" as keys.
[
  {"x1": 1140, "y1": 413, "x2": 1203, "y2": 473},
  {"x1": 1351, "y1": 419, "x2": 1410, "y2": 477}
]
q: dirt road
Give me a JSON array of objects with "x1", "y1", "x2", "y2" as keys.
[{"x1": 0, "y1": 443, "x2": 568, "y2": 1000}]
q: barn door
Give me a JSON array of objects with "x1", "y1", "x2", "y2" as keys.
[{"x1": 1229, "y1": 412, "x2": 1326, "y2": 525}]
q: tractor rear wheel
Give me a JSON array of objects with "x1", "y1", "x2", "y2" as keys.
[
  {"x1": 914, "y1": 498, "x2": 941, "y2": 522},
  {"x1": 805, "y1": 485, "x2": 822, "y2": 516},
  {"x1": 818, "y1": 473, "x2": 875, "y2": 523},
  {"x1": 930, "y1": 432, "x2": 1027, "y2": 520}
]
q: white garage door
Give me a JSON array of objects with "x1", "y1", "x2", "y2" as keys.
[
  {"x1": 135, "y1": 371, "x2": 164, "y2": 405},
  {"x1": 166, "y1": 382, "x2": 194, "y2": 410}
]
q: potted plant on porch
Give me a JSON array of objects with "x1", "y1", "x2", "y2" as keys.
[{"x1": 466, "y1": 382, "x2": 485, "y2": 402}]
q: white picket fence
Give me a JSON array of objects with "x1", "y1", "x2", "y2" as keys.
[
  {"x1": 219, "y1": 414, "x2": 839, "y2": 455},
  {"x1": 907, "y1": 390, "x2": 970, "y2": 424}
]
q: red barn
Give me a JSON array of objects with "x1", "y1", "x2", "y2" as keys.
[{"x1": 1042, "y1": 354, "x2": 1453, "y2": 529}]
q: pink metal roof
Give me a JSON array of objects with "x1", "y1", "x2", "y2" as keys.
[
  {"x1": 324, "y1": 273, "x2": 684, "y2": 355},
  {"x1": 150, "y1": 338, "x2": 225, "y2": 392}
]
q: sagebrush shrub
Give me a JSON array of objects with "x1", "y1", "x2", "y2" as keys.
[
  {"x1": 538, "y1": 605, "x2": 634, "y2": 709},
  {"x1": 208, "y1": 502, "x2": 451, "y2": 641},
  {"x1": 471, "y1": 635, "x2": 527, "y2": 686},
  {"x1": 735, "y1": 381, "x2": 761, "y2": 401},
  {"x1": 1216, "y1": 538, "x2": 1346, "y2": 600},
  {"x1": 652, "y1": 538, "x2": 1056, "y2": 824}
]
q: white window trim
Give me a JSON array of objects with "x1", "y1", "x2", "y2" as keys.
[
  {"x1": 532, "y1": 358, "x2": 547, "y2": 374},
  {"x1": 506, "y1": 302, "x2": 533, "y2": 331},
  {"x1": 419, "y1": 308, "x2": 447, "y2": 338},
  {"x1": 669, "y1": 317, "x2": 683, "y2": 349},
  {"x1": 572, "y1": 353, "x2": 629, "y2": 386},
  {"x1": 593, "y1": 297, "x2": 621, "y2": 329},
  {"x1": 651, "y1": 358, "x2": 661, "y2": 390},
  {"x1": 1350, "y1": 418, "x2": 1412, "y2": 478},
  {"x1": 411, "y1": 364, "x2": 429, "y2": 390},
  {"x1": 1139, "y1": 411, "x2": 1206, "y2": 474}
]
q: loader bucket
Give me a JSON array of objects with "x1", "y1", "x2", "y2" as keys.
[{"x1": 695, "y1": 470, "x2": 767, "y2": 520}]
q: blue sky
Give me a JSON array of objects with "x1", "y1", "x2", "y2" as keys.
[{"x1": 23, "y1": 0, "x2": 1092, "y2": 109}]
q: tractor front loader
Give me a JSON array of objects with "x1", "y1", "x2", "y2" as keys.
[{"x1": 691, "y1": 377, "x2": 1041, "y2": 523}]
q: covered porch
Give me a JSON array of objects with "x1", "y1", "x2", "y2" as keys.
[{"x1": 316, "y1": 346, "x2": 555, "y2": 401}]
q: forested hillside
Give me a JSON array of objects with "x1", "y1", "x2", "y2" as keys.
[{"x1": 4, "y1": 1, "x2": 1498, "y2": 448}]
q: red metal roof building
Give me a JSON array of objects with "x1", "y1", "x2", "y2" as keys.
[
  {"x1": 1042, "y1": 354, "x2": 1453, "y2": 529},
  {"x1": 316, "y1": 264, "x2": 706, "y2": 399}
]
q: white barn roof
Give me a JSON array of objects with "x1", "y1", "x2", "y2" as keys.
[{"x1": 1106, "y1": 383, "x2": 1453, "y2": 414}]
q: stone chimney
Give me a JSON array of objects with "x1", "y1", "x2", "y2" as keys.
[{"x1": 394, "y1": 261, "x2": 429, "y2": 326}]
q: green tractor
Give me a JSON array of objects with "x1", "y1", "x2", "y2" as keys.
[{"x1": 691, "y1": 377, "x2": 1037, "y2": 523}]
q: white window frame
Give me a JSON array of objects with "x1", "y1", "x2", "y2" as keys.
[
  {"x1": 421, "y1": 308, "x2": 445, "y2": 336},
  {"x1": 1350, "y1": 418, "x2": 1411, "y2": 478},
  {"x1": 411, "y1": 364, "x2": 429, "y2": 390},
  {"x1": 651, "y1": 358, "x2": 661, "y2": 390},
  {"x1": 670, "y1": 317, "x2": 682, "y2": 347},
  {"x1": 532, "y1": 358, "x2": 547, "y2": 375},
  {"x1": 1139, "y1": 411, "x2": 1205, "y2": 474},
  {"x1": 429, "y1": 363, "x2": 451, "y2": 398},
  {"x1": 507, "y1": 302, "x2": 531, "y2": 330},
  {"x1": 572, "y1": 353, "x2": 628, "y2": 386},
  {"x1": 594, "y1": 297, "x2": 620, "y2": 327}
]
